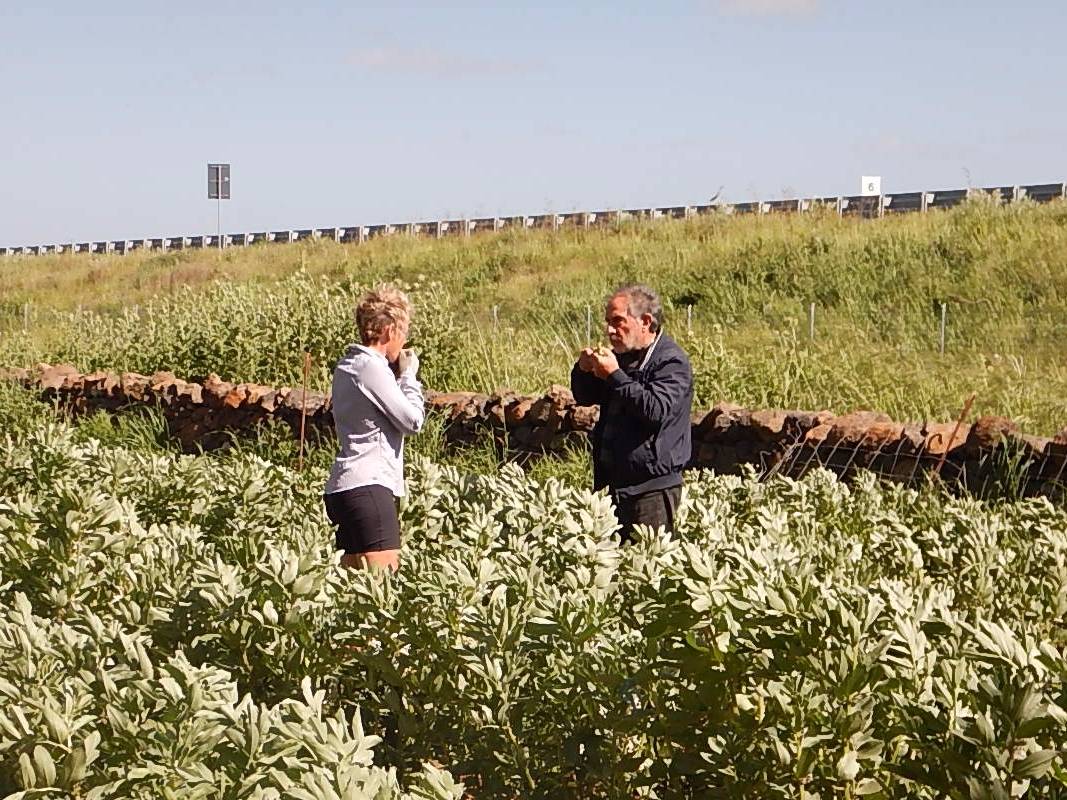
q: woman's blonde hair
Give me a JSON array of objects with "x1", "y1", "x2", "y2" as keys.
[{"x1": 355, "y1": 286, "x2": 413, "y2": 344}]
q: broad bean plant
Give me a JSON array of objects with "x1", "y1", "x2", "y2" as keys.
[{"x1": 1, "y1": 423, "x2": 1066, "y2": 797}]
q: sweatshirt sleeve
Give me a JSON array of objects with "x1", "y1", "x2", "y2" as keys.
[
  {"x1": 604, "y1": 354, "x2": 691, "y2": 427},
  {"x1": 571, "y1": 361, "x2": 608, "y2": 407},
  {"x1": 356, "y1": 359, "x2": 425, "y2": 435}
]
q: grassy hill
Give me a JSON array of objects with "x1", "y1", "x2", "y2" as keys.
[{"x1": 3, "y1": 196, "x2": 1066, "y2": 432}]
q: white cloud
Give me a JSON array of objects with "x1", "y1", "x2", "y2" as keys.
[
  {"x1": 717, "y1": 0, "x2": 820, "y2": 16},
  {"x1": 348, "y1": 46, "x2": 539, "y2": 78}
]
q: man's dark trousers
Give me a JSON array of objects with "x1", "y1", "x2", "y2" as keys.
[{"x1": 614, "y1": 486, "x2": 682, "y2": 544}]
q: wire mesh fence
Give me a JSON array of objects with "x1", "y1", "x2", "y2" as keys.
[{"x1": 760, "y1": 430, "x2": 1067, "y2": 501}]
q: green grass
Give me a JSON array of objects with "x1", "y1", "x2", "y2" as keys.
[{"x1": 3, "y1": 195, "x2": 1067, "y2": 433}]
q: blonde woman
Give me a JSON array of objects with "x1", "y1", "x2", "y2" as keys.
[{"x1": 323, "y1": 287, "x2": 424, "y2": 571}]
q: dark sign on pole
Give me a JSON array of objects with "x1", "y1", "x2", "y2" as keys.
[{"x1": 208, "y1": 163, "x2": 231, "y2": 200}]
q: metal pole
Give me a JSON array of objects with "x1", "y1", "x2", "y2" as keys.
[
  {"x1": 939, "y1": 302, "x2": 946, "y2": 355},
  {"x1": 687, "y1": 304, "x2": 692, "y2": 334},
  {"x1": 809, "y1": 302, "x2": 815, "y2": 341},
  {"x1": 586, "y1": 304, "x2": 592, "y2": 344},
  {"x1": 217, "y1": 196, "x2": 222, "y2": 251}
]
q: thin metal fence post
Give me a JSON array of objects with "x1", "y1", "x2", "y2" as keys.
[
  {"x1": 686, "y1": 304, "x2": 692, "y2": 334},
  {"x1": 939, "y1": 302, "x2": 947, "y2": 355},
  {"x1": 808, "y1": 302, "x2": 815, "y2": 341},
  {"x1": 585, "y1": 304, "x2": 592, "y2": 344}
]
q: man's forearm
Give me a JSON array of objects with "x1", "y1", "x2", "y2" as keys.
[
  {"x1": 571, "y1": 362, "x2": 607, "y2": 406},
  {"x1": 605, "y1": 361, "x2": 690, "y2": 425}
]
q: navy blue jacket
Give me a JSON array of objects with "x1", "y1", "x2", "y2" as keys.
[{"x1": 570, "y1": 332, "x2": 693, "y2": 497}]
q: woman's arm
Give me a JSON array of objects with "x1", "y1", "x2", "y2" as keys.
[{"x1": 356, "y1": 357, "x2": 425, "y2": 435}]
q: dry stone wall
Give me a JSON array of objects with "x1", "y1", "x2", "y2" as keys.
[{"x1": 7, "y1": 363, "x2": 1067, "y2": 497}]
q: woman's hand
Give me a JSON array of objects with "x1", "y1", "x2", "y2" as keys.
[{"x1": 396, "y1": 348, "x2": 419, "y2": 376}]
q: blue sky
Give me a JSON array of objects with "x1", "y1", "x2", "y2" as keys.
[{"x1": 2, "y1": 1, "x2": 1065, "y2": 244}]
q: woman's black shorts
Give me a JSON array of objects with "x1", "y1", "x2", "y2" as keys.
[{"x1": 323, "y1": 484, "x2": 401, "y2": 554}]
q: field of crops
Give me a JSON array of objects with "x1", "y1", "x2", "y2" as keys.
[
  {"x1": 2, "y1": 419, "x2": 1067, "y2": 797},
  {"x1": 2, "y1": 199, "x2": 1067, "y2": 797}
]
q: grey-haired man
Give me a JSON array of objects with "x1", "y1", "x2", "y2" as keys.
[{"x1": 571, "y1": 284, "x2": 694, "y2": 542}]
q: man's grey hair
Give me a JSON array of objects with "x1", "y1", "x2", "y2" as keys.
[{"x1": 610, "y1": 284, "x2": 663, "y2": 332}]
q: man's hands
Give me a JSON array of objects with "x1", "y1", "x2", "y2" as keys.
[
  {"x1": 592, "y1": 348, "x2": 619, "y2": 379},
  {"x1": 578, "y1": 345, "x2": 619, "y2": 380},
  {"x1": 577, "y1": 348, "x2": 597, "y2": 373}
]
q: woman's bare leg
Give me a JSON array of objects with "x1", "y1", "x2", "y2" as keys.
[{"x1": 341, "y1": 549, "x2": 400, "y2": 572}]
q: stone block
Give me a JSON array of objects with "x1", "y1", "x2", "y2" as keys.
[
  {"x1": 527, "y1": 397, "x2": 554, "y2": 424},
  {"x1": 712, "y1": 445, "x2": 739, "y2": 475},
  {"x1": 898, "y1": 424, "x2": 925, "y2": 453},
  {"x1": 224, "y1": 385, "x2": 249, "y2": 409},
  {"x1": 202, "y1": 374, "x2": 234, "y2": 408},
  {"x1": 692, "y1": 441, "x2": 718, "y2": 468},
  {"x1": 698, "y1": 402, "x2": 751, "y2": 443},
  {"x1": 37, "y1": 363, "x2": 79, "y2": 391},
  {"x1": 804, "y1": 423, "x2": 833, "y2": 445},
  {"x1": 750, "y1": 409, "x2": 788, "y2": 441},
  {"x1": 150, "y1": 371, "x2": 177, "y2": 391},
  {"x1": 569, "y1": 405, "x2": 599, "y2": 432},
  {"x1": 0, "y1": 367, "x2": 31, "y2": 384},
  {"x1": 964, "y1": 415, "x2": 1020, "y2": 456},
  {"x1": 823, "y1": 411, "x2": 893, "y2": 446},
  {"x1": 505, "y1": 397, "x2": 534, "y2": 426},
  {"x1": 277, "y1": 388, "x2": 328, "y2": 418},
  {"x1": 545, "y1": 384, "x2": 575, "y2": 407},
  {"x1": 243, "y1": 384, "x2": 273, "y2": 406},
  {"x1": 525, "y1": 425, "x2": 555, "y2": 448},
  {"x1": 120, "y1": 372, "x2": 151, "y2": 401},
  {"x1": 784, "y1": 409, "x2": 835, "y2": 434},
  {"x1": 923, "y1": 422, "x2": 970, "y2": 455},
  {"x1": 487, "y1": 402, "x2": 507, "y2": 428},
  {"x1": 1021, "y1": 435, "x2": 1051, "y2": 458},
  {"x1": 861, "y1": 422, "x2": 905, "y2": 450}
]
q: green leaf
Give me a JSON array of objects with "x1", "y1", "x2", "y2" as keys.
[
  {"x1": 63, "y1": 745, "x2": 88, "y2": 786},
  {"x1": 83, "y1": 730, "x2": 102, "y2": 765},
  {"x1": 1014, "y1": 749, "x2": 1058, "y2": 779},
  {"x1": 855, "y1": 777, "x2": 882, "y2": 796},
  {"x1": 33, "y1": 745, "x2": 57, "y2": 786},
  {"x1": 1015, "y1": 715, "x2": 1056, "y2": 739},
  {"x1": 837, "y1": 749, "x2": 860, "y2": 781},
  {"x1": 42, "y1": 705, "x2": 70, "y2": 742},
  {"x1": 18, "y1": 752, "x2": 36, "y2": 790}
]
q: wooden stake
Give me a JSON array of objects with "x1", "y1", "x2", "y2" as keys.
[
  {"x1": 934, "y1": 392, "x2": 975, "y2": 477},
  {"x1": 298, "y1": 351, "x2": 311, "y2": 471}
]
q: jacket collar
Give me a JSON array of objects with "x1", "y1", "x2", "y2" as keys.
[
  {"x1": 637, "y1": 331, "x2": 663, "y2": 370},
  {"x1": 352, "y1": 343, "x2": 389, "y2": 363},
  {"x1": 620, "y1": 331, "x2": 665, "y2": 372}
]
